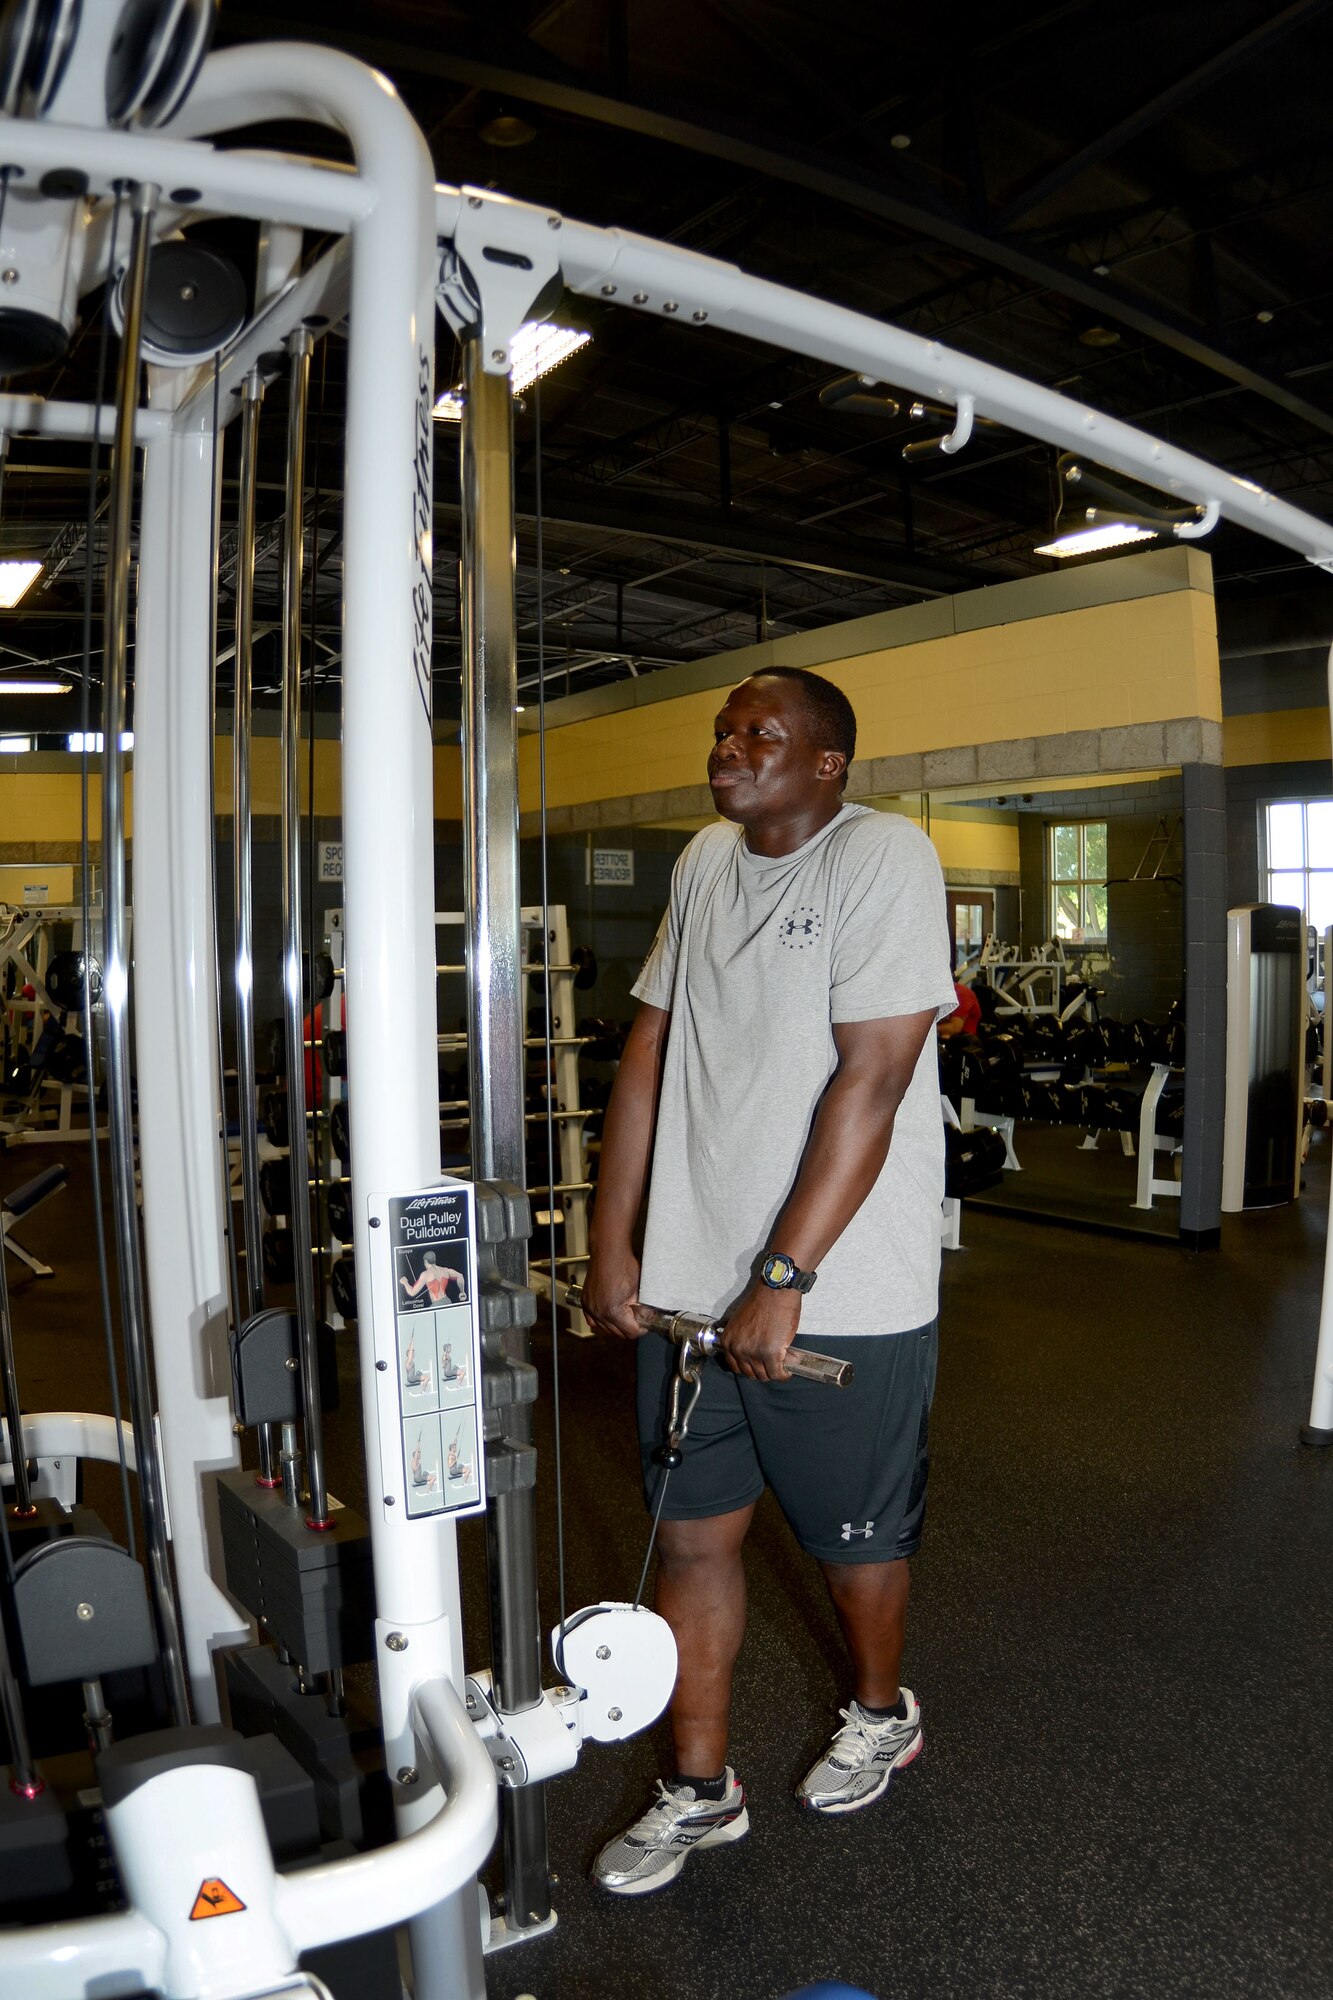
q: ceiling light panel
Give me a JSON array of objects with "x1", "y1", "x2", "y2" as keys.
[
  {"x1": 0, "y1": 561, "x2": 43, "y2": 608},
  {"x1": 1034, "y1": 523, "x2": 1161, "y2": 558}
]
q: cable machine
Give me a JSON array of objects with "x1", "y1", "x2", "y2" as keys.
[{"x1": 0, "y1": 3, "x2": 1331, "y2": 1995}]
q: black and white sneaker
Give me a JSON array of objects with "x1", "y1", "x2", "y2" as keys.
[
  {"x1": 795, "y1": 1692, "x2": 923, "y2": 1814},
  {"x1": 592, "y1": 1772, "x2": 749, "y2": 1895}
]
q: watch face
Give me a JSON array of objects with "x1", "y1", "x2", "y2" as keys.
[{"x1": 764, "y1": 1254, "x2": 793, "y2": 1287}]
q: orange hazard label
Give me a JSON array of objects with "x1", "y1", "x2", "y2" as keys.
[{"x1": 189, "y1": 1878, "x2": 247, "y2": 1921}]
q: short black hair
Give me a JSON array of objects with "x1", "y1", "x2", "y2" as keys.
[{"x1": 752, "y1": 667, "x2": 857, "y2": 773}]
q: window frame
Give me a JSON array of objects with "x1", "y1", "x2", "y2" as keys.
[
  {"x1": 1261, "y1": 795, "x2": 1333, "y2": 931},
  {"x1": 1047, "y1": 819, "x2": 1109, "y2": 944}
]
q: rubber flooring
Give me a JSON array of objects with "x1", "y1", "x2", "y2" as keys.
[{"x1": 3, "y1": 1135, "x2": 1332, "y2": 2000}]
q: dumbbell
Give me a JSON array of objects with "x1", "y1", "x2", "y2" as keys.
[
  {"x1": 262, "y1": 1226, "x2": 295, "y2": 1285},
  {"x1": 330, "y1": 1098, "x2": 350, "y2": 1163},
  {"x1": 256, "y1": 1018, "x2": 286, "y2": 1079},
  {"x1": 326, "y1": 1180, "x2": 354, "y2": 1243},
  {"x1": 260, "y1": 1158, "x2": 293, "y2": 1218},
  {"x1": 262, "y1": 1088, "x2": 290, "y2": 1148},
  {"x1": 323, "y1": 1029, "x2": 347, "y2": 1077},
  {"x1": 304, "y1": 951, "x2": 335, "y2": 1004},
  {"x1": 331, "y1": 1256, "x2": 357, "y2": 1320}
]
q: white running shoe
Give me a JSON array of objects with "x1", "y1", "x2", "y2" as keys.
[
  {"x1": 592, "y1": 1771, "x2": 749, "y2": 1895},
  {"x1": 795, "y1": 1691, "x2": 923, "y2": 1814}
]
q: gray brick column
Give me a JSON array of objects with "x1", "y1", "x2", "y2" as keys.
[{"x1": 1179, "y1": 762, "x2": 1229, "y2": 1246}]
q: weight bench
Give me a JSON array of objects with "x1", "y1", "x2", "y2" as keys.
[{"x1": 2, "y1": 1161, "x2": 69, "y2": 1277}]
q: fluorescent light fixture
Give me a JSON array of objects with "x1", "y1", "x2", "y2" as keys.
[
  {"x1": 0, "y1": 735, "x2": 31, "y2": 752},
  {"x1": 433, "y1": 323, "x2": 591, "y2": 421},
  {"x1": 510, "y1": 322, "x2": 591, "y2": 392},
  {"x1": 0, "y1": 677, "x2": 71, "y2": 694},
  {"x1": 67, "y1": 731, "x2": 133, "y2": 752},
  {"x1": 1034, "y1": 522, "x2": 1160, "y2": 558},
  {"x1": 0, "y1": 560, "x2": 42, "y2": 608}
]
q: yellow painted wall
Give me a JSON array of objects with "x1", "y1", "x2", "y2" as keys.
[
  {"x1": 0, "y1": 770, "x2": 118, "y2": 840},
  {"x1": 1223, "y1": 707, "x2": 1328, "y2": 766},
  {"x1": 520, "y1": 588, "x2": 1222, "y2": 812},
  {"x1": 929, "y1": 817, "x2": 1021, "y2": 875},
  {"x1": 0, "y1": 863, "x2": 75, "y2": 903}
]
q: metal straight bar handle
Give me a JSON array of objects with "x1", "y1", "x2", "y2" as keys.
[
  {"x1": 101, "y1": 178, "x2": 190, "y2": 1729},
  {"x1": 565, "y1": 1288, "x2": 854, "y2": 1386},
  {"x1": 279, "y1": 326, "x2": 330, "y2": 1531},
  {"x1": 231, "y1": 368, "x2": 278, "y2": 1489}
]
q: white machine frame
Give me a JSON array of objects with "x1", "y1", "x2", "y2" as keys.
[{"x1": 1, "y1": 14, "x2": 1333, "y2": 1993}]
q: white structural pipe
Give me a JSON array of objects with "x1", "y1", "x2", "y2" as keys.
[
  {"x1": 168, "y1": 41, "x2": 482, "y2": 1994},
  {"x1": 0, "y1": 1674, "x2": 496, "y2": 1999},
  {"x1": 436, "y1": 181, "x2": 1333, "y2": 570},
  {"x1": 135, "y1": 411, "x2": 253, "y2": 1717}
]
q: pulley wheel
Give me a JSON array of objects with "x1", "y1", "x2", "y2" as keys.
[
  {"x1": 138, "y1": 0, "x2": 212, "y2": 126},
  {"x1": 105, "y1": 0, "x2": 182, "y2": 124},
  {"x1": 138, "y1": 240, "x2": 245, "y2": 362},
  {"x1": 25, "y1": 0, "x2": 78, "y2": 113},
  {"x1": 0, "y1": 0, "x2": 45, "y2": 115},
  {"x1": 552, "y1": 1602, "x2": 677, "y2": 1742}
]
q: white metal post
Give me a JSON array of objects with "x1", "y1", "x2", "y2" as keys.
[{"x1": 135, "y1": 415, "x2": 252, "y2": 1718}]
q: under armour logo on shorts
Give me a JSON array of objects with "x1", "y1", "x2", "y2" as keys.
[{"x1": 841, "y1": 1520, "x2": 875, "y2": 1540}]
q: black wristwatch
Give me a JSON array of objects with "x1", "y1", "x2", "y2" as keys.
[{"x1": 760, "y1": 1251, "x2": 817, "y2": 1295}]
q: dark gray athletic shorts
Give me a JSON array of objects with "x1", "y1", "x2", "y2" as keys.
[{"x1": 635, "y1": 1320, "x2": 938, "y2": 1564}]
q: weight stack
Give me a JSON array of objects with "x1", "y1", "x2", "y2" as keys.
[{"x1": 211, "y1": 1473, "x2": 375, "y2": 1677}]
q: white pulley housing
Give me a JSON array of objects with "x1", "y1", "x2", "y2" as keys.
[
  {"x1": 0, "y1": 184, "x2": 87, "y2": 374},
  {"x1": 552, "y1": 1602, "x2": 678, "y2": 1743}
]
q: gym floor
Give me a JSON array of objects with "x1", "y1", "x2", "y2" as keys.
[{"x1": 4, "y1": 1136, "x2": 1331, "y2": 2000}]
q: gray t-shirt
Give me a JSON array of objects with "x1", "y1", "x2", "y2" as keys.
[{"x1": 631, "y1": 803, "x2": 956, "y2": 1338}]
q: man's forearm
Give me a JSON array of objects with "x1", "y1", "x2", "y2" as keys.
[
  {"x1": 766, "y1": 1009, "x2": 938, "y2": 1276},
  {"x1": 768, "y1": 1068, "x2": 902, "y2": 1272}
]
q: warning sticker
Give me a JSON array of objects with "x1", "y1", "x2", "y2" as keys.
[{"x1": 189, "y1": 1878, "x2": 247, "y2": 1921}]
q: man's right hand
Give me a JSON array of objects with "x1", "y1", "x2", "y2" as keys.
[{"x1": 581, "y1": 1246, "x2": 645, "y2": 1340}]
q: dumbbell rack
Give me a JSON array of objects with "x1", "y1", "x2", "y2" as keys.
[{"x1": 436, "y1": 906, "x2": 593, "y2": 1336}]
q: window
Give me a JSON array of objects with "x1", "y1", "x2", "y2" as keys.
[
  {"x1": 1048, "y1": 821, "x2": 1108, "y2": 942},
  {"x1": 1265, "y1": 799, "x2": 1333, "y2": 933}
]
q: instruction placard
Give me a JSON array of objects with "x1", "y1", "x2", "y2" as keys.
[{"x1": 385, "y1": 1185, "x2": 484, "y2": 1519}]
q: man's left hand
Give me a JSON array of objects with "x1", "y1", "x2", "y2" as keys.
[{"x1": 721, "y1": 1283, "x2": 801, "y2": 1382}]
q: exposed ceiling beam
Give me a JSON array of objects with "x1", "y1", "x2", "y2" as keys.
[
  {"x1": 993, "y1": 0, "x2": 1333, "y2": 232},
  {"x1": 504, "y1": 481, "x2": 977, "y2": 594},
  {"x1": 220, "y1": 16, "x2": 1333, "y2": 441}
]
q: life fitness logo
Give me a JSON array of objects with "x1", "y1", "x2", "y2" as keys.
[{"x1": 411, "y1": 342, "x2": 434, "y2": 724}]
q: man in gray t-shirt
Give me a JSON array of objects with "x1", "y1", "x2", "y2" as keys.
[{"x1": 583, "y1": 668, "x2": 954, "y2": 1897}]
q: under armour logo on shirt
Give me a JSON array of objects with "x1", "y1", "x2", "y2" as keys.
[
  {"x1": 841, "y1": 1520, "x2": 875, "y2": 1540},
  {"x1": 779, "y1": 906, "x2": 823, "y2": 947}
]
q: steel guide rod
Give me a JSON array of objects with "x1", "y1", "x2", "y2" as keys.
[
  {"x1": 279, "y1": 327, "x2": 331, "y2": 1529},
  {"x1": 101, "y1": 180, "x2": 190, "y2": 1729},
  {"x1": 0, "y1": 1188, "x2": 31, "y2": 1517},
  {"x1": 231, "y1": 369, "x2": 279, "y2": 1488},
  {"x1": 0, "y1": 430, "x2": 28, "y2": 1520},
  {"x1": 460, "y1": 337, "x2": 551, "y2": 1932}
]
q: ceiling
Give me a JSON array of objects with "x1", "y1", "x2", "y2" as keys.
[{"x1": 4, "y1": 0, "x2": 1333, "y2": 736}]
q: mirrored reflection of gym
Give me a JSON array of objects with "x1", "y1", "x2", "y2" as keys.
[{"x1": 0, "y1": 8, "x2": 1330, "y2": 2000}]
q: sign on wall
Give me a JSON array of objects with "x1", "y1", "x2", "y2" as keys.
[
  {"x1": 590, "y1": 847, "x2": 634, "y2": 888},
  {"x1": 318, "y1": 840, "x2": 343, "y2": 883}
]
